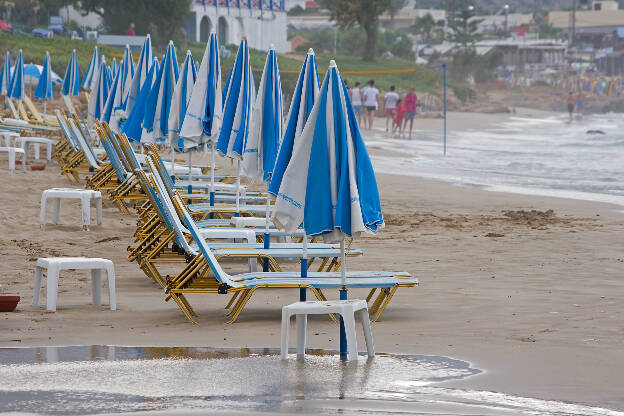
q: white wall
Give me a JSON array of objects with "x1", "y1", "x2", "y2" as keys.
[
  {"x1": 59, "y1": 5, "x2": 103, "y2": 29},
  {"x1": 190, "y1": 5, "x2": 290, "y2": 53}
]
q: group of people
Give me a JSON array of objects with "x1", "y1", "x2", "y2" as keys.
[{"x1": 348, "y1": 80, "x2": 418, "y2": 138}]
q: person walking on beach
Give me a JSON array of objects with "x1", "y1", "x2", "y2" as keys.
[
  {"x1": 384, "y1": 85, "x2": 399, "y2": 132},
  {"x1": 350, "y1": 81, "x2": 364, "y2": 127},
  {"x1": 403, "y1": 88, "x2": 417, "y2": 138},
  {"x1": 393, "y1": 98, "x2": 406, "y2": 136},
  {"x1": 566, "y1": 91, "x2": 575, "y2": 122},
  {"x1": 127, "y1": 22, "x2": 136, "y2": 36},
  {"x1": 362, "y1": 80, "x2": 379, "y2": 130}
]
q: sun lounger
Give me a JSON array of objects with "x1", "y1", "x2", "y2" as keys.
[{"x1": 165, "y1": 193, "x2": 417, "y2": 323}]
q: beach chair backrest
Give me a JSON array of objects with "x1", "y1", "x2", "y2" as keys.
[
  {"x1": 102, "y1": 124, "x2": 133, "y2": 173},
  {"x1": 56, "y1": 110, "x2": 78, "y2": 148},
  {"x1": 67, "y1": 117, "x2": 100, "y2": 169},
  {"x1": 144, "y1": 156, "x2": 193, "y2": 251},
  {"x1": 147, "y1": 145, "x2": 177, "y2": 200},
  {"x1": 172, "y1": 193, "x2": 240, "y2": 287},
  {"x1": 117, "y1": 133, "x2": 143, "y2": 172},
  {"x1": 96, "y1": 128, "x2": 127, "y2": 181},
  {"x1": 135, "y1": 168, "x2": 185, "y2": 248},
  {"x1": 5, "y1": 97, "x2": 19, "y2": 119}
]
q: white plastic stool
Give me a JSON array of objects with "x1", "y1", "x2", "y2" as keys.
[
  {"x1": 40, "y1": 188, "x2": 102, "y2": 231},
  {"x1": 281, "y1": 300, "x2": 375, "y2": 361},
  {"x1": 17, "y1": 137, "x2": 55, "y2": 161},
  {"x1": 32, "y1": 257, "x2": 116, "y2": 312},
  {"x1": 0, "y1": 131, "x2": 20, "y2": 147},
  {"x1": 0, "y1": 146, "x2": 26, "y2": 173}
]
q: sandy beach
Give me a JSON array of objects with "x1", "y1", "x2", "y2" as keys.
[{"x1": 1, "y1": 111, "x2": 623, "y2": 412}]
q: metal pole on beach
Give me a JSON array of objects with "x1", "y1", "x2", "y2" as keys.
[
  {"x1": 339, "y1": 238, "x2": 347, "y2": 360},
  {"x1": 443, "y1": 63, "x2": 447, "y2": 156}
]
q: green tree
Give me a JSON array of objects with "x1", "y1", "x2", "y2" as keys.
[
  {"x1": 446, "y1": 1, "x2": 482, "y2": 48},
  {"x1": 46, "y1": 0, "x2": 190, "y2": 44},
  {"x1": 410, "y1": 13, "x2": 435, "y2": 43},
  {"x1": 319, "y1": 0, "x2": 391, "y2": 62}
]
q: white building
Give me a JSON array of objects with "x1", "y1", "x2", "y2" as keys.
[
  {"x1": 186, "y1": 2, "x2": 290, "y2": 53},
  {"x1": 59, "y1": 5, "x2": 103, "y2": 29}
]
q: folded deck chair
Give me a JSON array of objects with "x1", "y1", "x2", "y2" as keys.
[{"x1": 62, "y1": 95, "x2": 77, "y2": 114}]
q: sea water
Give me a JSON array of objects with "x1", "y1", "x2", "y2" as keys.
[
  {"x1": 368, "y1": 113, "x2": 624, "y2": 206},
  {"x1": 0, "y1": 346, "x2": 622, "y2": 415}
]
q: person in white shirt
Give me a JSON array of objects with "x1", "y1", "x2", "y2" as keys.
[
  {"x1": 362, "y1": 80, "x2": 379, "y2": 130},
  {"x1": 349, "y1": 81, "x2": 364, "y2": 126},
  {"x1": 383, "y1": 85, "x2": 399, "y2": 132}
]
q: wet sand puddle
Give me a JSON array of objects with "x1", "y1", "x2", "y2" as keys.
[{"x1": 0, "y1": 346, "x2": 622, "y2": 415}]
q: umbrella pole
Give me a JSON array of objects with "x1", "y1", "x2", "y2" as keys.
[
  {"x1": 210, "y1": 142, "x2": 215, "y2": 206},
  {"x1": 43, "y1": 101, "x2": 46, "y2": 116},
  {"x1": 339, "y1": 237, "x2": 348, "y2": 360},
  {"x1": 300, "y1": 229, "x2": 308, "y2": 301},
  {"x1": 263, "y1": 189, "x2": 271, "y2": 272},
  {"x1": 187, "y1": 150, "x2": 193, "y2": 194},
  {"x1": 235, "y1": 160, "x2": 241, "y2": 217}
]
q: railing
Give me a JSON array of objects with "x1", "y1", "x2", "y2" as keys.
[{"x1": 190, "y1": 0, "x2": 285, "y2": 11}]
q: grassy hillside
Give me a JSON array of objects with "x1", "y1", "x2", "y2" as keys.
[{"x1": 0, "y1": 33, "x2": 459, "y2": 100}]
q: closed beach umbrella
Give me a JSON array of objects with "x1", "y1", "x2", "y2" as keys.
[
  {"x1": 168, "y1": 50, "x2": 197, "y2": 151},
  {"x1": 126, "y1": 34, "x2": 153, "y2": 116},
  {"x1": 271, "y1": 61, "x2": 384, "y2": 357},
  {"x1": 111, "y1": 57, "x2": 118, "y2": 78},
  {"x1": 268, "y1": 48, "x2": 319, "y2": 287},
  {"x1": 87, "y1": 57, "x2": 111, "y2": 126},
  {"x1": 34, "y1": 52, "x2": 53, "y2": 113},
  {"x1": 101, "y1": 60, "x2": 124, "y2": 127},
  {"x1": 8, "y1": 49, "x2": 24, "y2": 100},
  {"x1": 0, "y1": 51, "x2": 10, "y2": 95},
  {"x1": 81, "y1": 46, "x2": 99, "y2": 90},
  {"x1": 141, "y1": 40, "x2": 179, "y2": 144},
  {"x1": 61, "y1": 49, "x2": 80, "y2": 96},
  {"x1": 216, "y1": 38, "x2": 255, "y2": 213},
  {"x1": 179, "y1": 32, "x2": 222, "y2": 200},
  {"x1": 119, "y1": 44, "x2": 135, "y2": 106},
  {"x1": 123, "y1": 57, "x2": 158, "y2": 142},
  {"x1": 268, "y1": 48, "x2": 319, "y2": 197},
  {"x1": 242, "y1": 45, "x2": 283, "y2": 271},
  {"x1": 242, "y1": 45, "x2": 283, "y2": 183}
]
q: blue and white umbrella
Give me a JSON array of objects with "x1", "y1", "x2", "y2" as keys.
[
  {"x1": 119, "y1": 44, "x2": 135, "y2": 106},
  {"x1": 242, "y1": 44, "x2": 283, "y2": 271},
  {"x1": 81, "y1": 45, "x2": 99, "y2": 90},
  {"x1": 242, "y1": 45, "x2": 283, "y2": 183},
  {"x1": 126, "y1": 35, "x2": 153, "y2": 116},
  {"x1": 0, "y1": 51, "x2": 10, "y2": 95},
  {"x1": 168, "y1": 50, "x2": 197, "y2": 188},
  {"x1": 8, "y1": 49, "x2": 24, "y2": 100},
  {"x1": 216, "y1": 38, "x2": 255, "y2": 213},
  {"x1": 141, "y1": 40, "x2": 179, "y2": 144},
  {"x1": 179, "y1": 32, "x2": 222, "y2": 200},
  {"x1": 110, "y1": 57, "x2": 118, "y2": 78},
  {"x1": 87, "y1": 57, "x2": 111, "y2": 126},
  {"x1": 268, "y1": 48, "x2": 318, "y2": 286},
  {"x1": 268, "y1": 48, "x2": 319, "y2": 197},
  {"x1": 61, "y1": 49, "x2": 80, "y2": 96},
  {"x1": 271, "y1": 60, "x2": 384, "y2": 358},
  {"x1": 123, "y1": 57, "x2": 159, "y2": 142},
  {"x1": 101, "y1": 59, "x2": 124, "y2": 127},
  {"x1": 34, "y1": 52, "x2": 53, "y2": 112},
  {"x1": 168, "y1": 50, "x2": 197, "y2": 151},
  {"x1": 179, "y1": 32, "x2": 221, "y2": 146}
]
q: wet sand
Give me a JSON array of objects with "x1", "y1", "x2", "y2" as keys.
[{"x1": 0, "y1": 111, "x2": 623, "y2": 412}]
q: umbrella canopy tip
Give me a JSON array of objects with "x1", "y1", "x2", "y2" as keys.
[
  {"x1": 269, "y1": 43, "x2": 275, "y2": 50},
  {"x1": 329, "y1": 59, "x2": 337, "y2": 68},
  {"x1": 307, "y1": 48, "x2": 315, "y2": 55},
  {"x1": 242, "y1": 36, "x2": 247, "y2": 40},
  {"x1": 146, "y1": 33, "x2": 151, "y2": 38}
]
